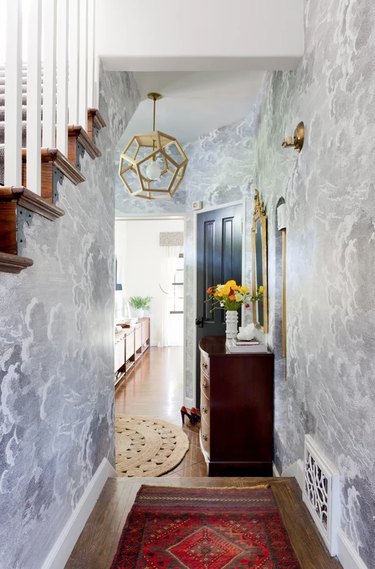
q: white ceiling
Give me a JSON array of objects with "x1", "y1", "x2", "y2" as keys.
[{"x1": 123, "y1": 71, "x2": 266, "y2": 145}]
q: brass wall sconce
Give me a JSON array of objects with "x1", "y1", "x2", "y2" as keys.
[{"x1": 282, "y1": 121, "x2": 305, "y2": 153}]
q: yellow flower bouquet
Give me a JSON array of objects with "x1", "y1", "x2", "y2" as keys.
[{"x1": 206, "y1": 280, "x2": 263, "y2": 311}]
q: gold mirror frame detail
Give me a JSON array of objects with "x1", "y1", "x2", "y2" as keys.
[{"x1": 251, "y1": 190, "x2": 268, "y2": 333}]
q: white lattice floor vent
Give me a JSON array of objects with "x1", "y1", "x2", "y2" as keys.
[{"x1": 303, "y1": 435, "x2": 340, "y2": 556}]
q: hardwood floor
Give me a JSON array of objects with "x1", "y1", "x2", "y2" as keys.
[
  {"x1": 115, "y1": 346, "x2": 207, "y2": 477},
  {"x1": 115, "y1": 345, "x2": 185, "y2": 423},
  {"x1": 65, "y1": 347, "x2": 343, "y2": 569}
]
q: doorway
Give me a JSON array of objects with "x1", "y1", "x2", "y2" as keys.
[
  {"x1": 114, "y1": 217, "x2": 207, "y2": 475},
  {"x1": 115, "y1": 217, "x2": 185, "y2": 349},
  {"x1": 114, "y1": 216, "x2": 186, "y2": 449}
]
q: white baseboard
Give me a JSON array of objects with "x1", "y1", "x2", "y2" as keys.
[
  {"x1": 337, "y1": 529, "x2": 368, "y2": 569},
  {"x1": 41, "y1": 457, "x2": 117, "y2": 569},
  {"x1": 295, "y1": 458, "x2": 304, "y2": 491},
  {"x1": 281, "y1": 460, "x2": 296, "y2": 477},
  {"x1": 281, "y1": 459, "x2": 304, "y2": 491},
  {"x1": 273, "y1": 463, "x2": 280, "y2": 477}
]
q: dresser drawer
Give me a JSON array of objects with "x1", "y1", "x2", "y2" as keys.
[
  {"x1": 200, "y1": 351, "x2": 210, "y2": 376},
  {"x1": 200, "y1": 373, "x2": 210, "y2": 398},
  {"x1": 200, "y1": 416, "x2": 210, "y2": 457},
  {"x1": 200, "y1": 392, "x2": 210, "y2": 423}
]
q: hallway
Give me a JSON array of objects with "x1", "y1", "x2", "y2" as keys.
[
  {"x1": 65, "y1": 346, "x2": 343, "y2": 569},
  {"x1": 115, "y1": 346, "x2": 207, "y2": 477}
]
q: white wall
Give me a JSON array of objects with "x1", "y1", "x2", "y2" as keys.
[
  {"x1": 96, "y1": 0, "x2": 303, "y2": 71},
  {"x1": 115, "y1": 218, "x2": 184, "y2": 346}
]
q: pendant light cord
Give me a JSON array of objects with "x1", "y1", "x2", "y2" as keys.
[
  {"x1": 152, "y1": 96, "x2": 156, "y2": 131},
  {"x1": 151, "y1": 96, "x2": 157, "y2": 155}
]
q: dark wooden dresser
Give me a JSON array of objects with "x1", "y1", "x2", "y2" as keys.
[{"x1": 199, "y1": 336, "x2": 274, "y2": 476}]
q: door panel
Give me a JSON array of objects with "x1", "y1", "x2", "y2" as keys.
[
  {"x1": 203, "y1": 220, "x2": 215, "y2": 323},
  {"x1": 196, "y1": 204, "x2": 242, "y2": 406},
  {"x1": 222, "y1": 216, "x2": 237, "y2": 282}
]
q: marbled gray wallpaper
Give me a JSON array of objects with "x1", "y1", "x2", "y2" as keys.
[
  {"x1": 255, "y1": 0, "x2": 375, "y2": 565},
  {"x1": 0, "y1": 70, "x2": 139, "y2": 569}
]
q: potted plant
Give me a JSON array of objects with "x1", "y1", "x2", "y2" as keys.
[{"x1": 129, "y1": 296, "x2": 152, "y2": 318}]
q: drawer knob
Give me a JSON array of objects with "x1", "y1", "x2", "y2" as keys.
[
  {"x1": 202, "y1": 407, "x2": 208, "y2": 414},
  {"x1": 202, "y1": 434, "x2": 208, "y2": 441},
  {"x1": 202, "y1": 382, "x2": 208, "y2": 389},
  {"x1": 202, "y1": 362, "x2": 208, "y2": 369}
]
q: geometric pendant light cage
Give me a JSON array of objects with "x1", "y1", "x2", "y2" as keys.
[{"x1": 118, "y1": 93, "x2": 188, "y2": 200}]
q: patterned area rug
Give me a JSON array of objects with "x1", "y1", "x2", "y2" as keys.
[
  {"x1": 110, "y1": 485, "x2": 302, "y2": 568},
  {"x1": 115, "y1": 416, "x2": 189, "y2": 477}
]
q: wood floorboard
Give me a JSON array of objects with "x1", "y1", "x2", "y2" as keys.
[
  {"x1": 65, "y1": 479, "x2": 128, "y2": 569},
  {"x1": 65, "y1": 347, "x2": 343, "y2": 568},
  {"x1": 115, "y1": 346, "x2": 207, "y2": 477},
  {"x1": 272, "y1": 480, "x2": 342, "y2": 569}
]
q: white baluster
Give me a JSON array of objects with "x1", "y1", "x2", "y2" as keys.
[
  {"x1": 79, "y1": 0, "x2": 88, "y2": 129},
  {"x1": 87, "y1": 0, "x2": 95, "y2": 109},
  {"x1": 42, "y1": 0, "x2": 57, "y2": 148},
  {"x1": 56, "y1": 0, "x2": 69, "y2": 155},
  {"x1": 68, "y1": 0, "x2": 79, "y2": 125},
  {"x1": 4, "y1": 0, "x2": 23, "y2": 186},
  {"x1": 26, "y1": 0, "x2": 42, "y2": 194},
  {"x1": 0, "y1": 1, "x2": 6, "y2": 65}
]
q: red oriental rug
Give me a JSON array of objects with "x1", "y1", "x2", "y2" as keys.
[{"x1": 110, "y1": 485, "x2": 302, "y2": 569}]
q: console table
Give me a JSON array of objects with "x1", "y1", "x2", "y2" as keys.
[
  {"x1": 114, "y1": 317, "x2": 150, "y2": 384},
  {"x1": 199, "y1": 335, "x2": 274, "y2": 476}
]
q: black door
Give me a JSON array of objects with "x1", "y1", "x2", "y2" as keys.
[{"x1": 196, "y1": 204, "x2": 243, "y2": 406}]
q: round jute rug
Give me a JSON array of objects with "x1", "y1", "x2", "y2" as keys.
[{"x1": 115, "y1": 416, "x2": 189, "y2": 477}]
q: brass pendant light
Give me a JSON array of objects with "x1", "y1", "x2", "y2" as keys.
[{"x1": 118, "y1": 93, "x2": 188, "y2": 200}]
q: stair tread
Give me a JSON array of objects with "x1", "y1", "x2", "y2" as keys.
[
  {"x1": 0, "y1": 121, "x2": 27, "y2": 145},
  {"x1": 0, "y1": 251, "x2": 33, "y2": 273},
  {"x1": 0, "y1": 94, "x2": 28, "y2": 107},
  {"x1": 0, "y1": 120, "x2": 27, "y2": 127},
  {"x1": 0, "y1": 186, "x2": 64, "y2": 220},
  {"x1": 0, "y1": 85, "x2": 28, "y2": 92},
  {"x1": 68, "y1": 125, "x2": 102, "y2": 159},
  {"x1": 0, "y1": 108, "x2": 27, "y2": 120},
  {"x1": 88, "y1": 108, "x2": 107, "y2": 129},
  {"x1": 0, "y1": 146, "x2": 85, "y2": 186}
]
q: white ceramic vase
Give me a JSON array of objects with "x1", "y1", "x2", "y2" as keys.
[{"x1": 225, "y1": 310, "x2": 238, "y2": 339}]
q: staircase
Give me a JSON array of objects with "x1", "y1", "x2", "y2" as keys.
[{"x1": 0, "y1": 0, "x2": 106, "y2": 274}]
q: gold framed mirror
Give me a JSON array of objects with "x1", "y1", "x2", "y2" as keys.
[{"x1": 251, "y1": 190, "x2": 268, "y2": 332}]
